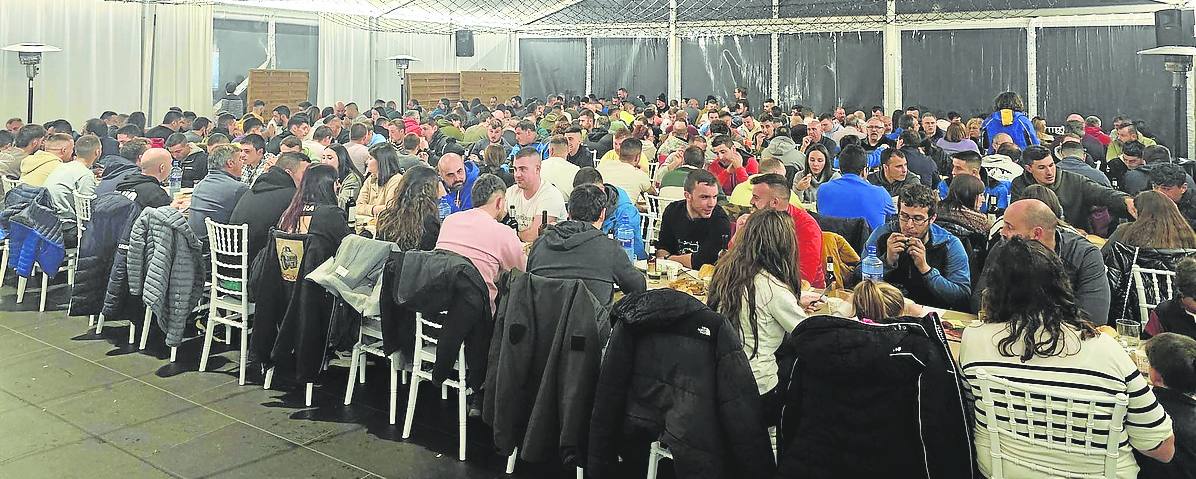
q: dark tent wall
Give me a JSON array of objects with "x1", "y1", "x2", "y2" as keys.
[
  {"x1": 778, "y1": 31, "x2": 884, "y2": 114},
  {"x1": 213, "y1": 18, "x2": 268, "y2": 103},
  {"x1": 1037, "y1": 25, "x2": 1176, "y2": 148},
  {"x1": 591, "y1": 38, "x2": 668, "y2": 100},
  {"x1": 901, "y1": 28, "x2": 1028, "y2": 119},
  {"x1": 519, "y1": 38, "x2": 586, "y2": 100},
  {"x1": 680, "y1": 35, "x2": 772, "y2": 108}
]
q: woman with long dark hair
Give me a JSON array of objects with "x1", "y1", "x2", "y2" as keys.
[
  {"x1": 375, "y1": 165, "x2": 445, "y2": 250},
  {"x1": 1106, "y1": 190, "x2": 1196, "y2": 252},
  {"x1": 356, "y1": 143, "x2": 404, "y2": 217},
  {"x1": 320, "y1": 144, "x2": 364, "y2": 208},
  {"x1": 961, "y1": 237, "x2": 1175, "y2": 477},
  {"x1": 707, "y1": 209, "x2": 817, "y2": 411},
  {"x1": 278, "y1": 164, "x2": 347, "y2": 236},
  {"x1": 793, "y1": 144, "x2": 839, "y2": 203},
  {"x1": 936, "y1": 174, "x2": 992, "y2": 234}
]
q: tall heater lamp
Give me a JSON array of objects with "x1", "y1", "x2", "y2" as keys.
[
  {"x1": 3, "y1": 43, "x2": 62, "y2": 123},
  {"x1": 388, "y1": 55, "x2": 420, "y2": 114}
]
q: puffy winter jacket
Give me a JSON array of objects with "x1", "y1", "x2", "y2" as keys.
[
  {"x1": 587, "y1": 289, "x2": 775, "y2": 479},
  {"x1": 483, "y1": 270, "x2": 606, "y2": 466},
  {"x1": 68, "y1": 192, "x2": 141, "y2": 317},
  {"x1": 981, "y1": 109, "x2": 1039, "y2": 153},
  {"x1": 0, "y1": 184, "x2": 65, "y2": 278},
  {"x1": 127, "y1": 206, "x2": 206, "y2": 347},
  {"x1": 776, "y1": 314, "x2": 976, "y2": 479}
]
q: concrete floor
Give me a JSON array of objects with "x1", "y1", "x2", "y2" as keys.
[{"x1": 0, "y1": 275, "x2": 639, "y2": 478}]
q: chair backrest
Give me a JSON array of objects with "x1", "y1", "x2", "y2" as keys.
[
  {"x1": 643, "y1": 193, "x2": 680, "y2": 217},
  {"x1": 640, "y1": 214, "x2": 658, "y2": 255},
  {"x1": 972, "y1": 368, "x2": 1130, "y2": 479},
  {"x1": 74, "y1": 192, "x2": 95, "y2": 224},
  {"x1": 647, "y1": 161, "x2": 659, "y2": 179},
  {"x1": 1, "y1": 176, "x2": 23, "y2": 200},
  {"x1": 1133, "y1": 265, "x2": 1177, "y2": 324},
  {"x1": 205, "y1": 218, "x2": 250, "y2": 301},
  {"x1": 414, "y1": 312, "x2": 467, "y2": 386}
]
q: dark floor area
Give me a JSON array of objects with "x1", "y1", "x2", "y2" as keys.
[{"x1": 0, "y1": 276, "x2": 661, "y2": 478}]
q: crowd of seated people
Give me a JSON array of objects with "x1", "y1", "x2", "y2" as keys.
[{"x1": 4, "y1": 85, "x2": 1194, "y2": 478}]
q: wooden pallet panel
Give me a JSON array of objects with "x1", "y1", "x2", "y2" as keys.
[
  {"x1": 408, "y1": 73, "x2": 461, "y2": 108},
  {"x1": 247, "y1": 69, "x2": 310, "y2": 114},
  {"x1": 459, "y1": 71, "x2": 519, "y2": 102}
]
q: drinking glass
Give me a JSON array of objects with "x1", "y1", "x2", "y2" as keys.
[{"x1": 1116, "y1": 319, "x2": 1141, "y2": 350}]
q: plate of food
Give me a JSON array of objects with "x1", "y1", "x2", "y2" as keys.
[{"x1": 668, "y1": 276, "x2": 708, "y2": 297}]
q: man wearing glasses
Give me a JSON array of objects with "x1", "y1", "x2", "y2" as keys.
[
  {"x1": 861, "y1": 117, "x2": 894, "y2": 154},
  {"x1": 862, "y1": 183, "x2": 972, "y2": 310}
]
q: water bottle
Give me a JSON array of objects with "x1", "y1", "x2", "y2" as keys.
[
  {"x1": 861, "y1": 245, "x2": 884, "y2": 282},
  {"x1": 168, "y1": 165, "x2": 183, "y2": 196},
  {"x1": 616, "y1": 224, "x2": 636, "y2": 262},
  {"x1": 438, "y1": 196, "x2": 452, "y2": 220}
]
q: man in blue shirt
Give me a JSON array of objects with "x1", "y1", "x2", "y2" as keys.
[
  {"x1": 937, "y1": 150, "x2": 1012, "y2": 213},
  {"x1": 817, "y1": 144, "x2": 895, "y2": 229},
  {"x1": 864, "y1": 183, "x2": 972, "y2": 310}
]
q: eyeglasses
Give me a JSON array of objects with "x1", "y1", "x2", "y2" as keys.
[{"x1": 898, "y1": 213, "x2": 930, "y2": 225}]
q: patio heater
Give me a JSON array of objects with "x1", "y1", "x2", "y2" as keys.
[
  {"x1": 388, "y1": 55, "x2": 420, "y2": 112},
  {"x1": 3, "y1": 43, "x2": 62, "y2": 123}
]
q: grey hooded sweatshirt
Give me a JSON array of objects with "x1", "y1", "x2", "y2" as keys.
[{"x1": 527, "y1": 220, "x2": 647, "y2": 305}]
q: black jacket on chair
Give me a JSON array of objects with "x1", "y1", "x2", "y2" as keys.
[
  {"x1": 483, "y1": 270, "x2": 606, "y2": 466},
  {"x1": 811, "y1": 212, "x2": 872, "y2": 255},
  {"x1": 70, "y1": 192, "x2": 142, "y2": 317},
  {"x1": 587, "y1": 289, "x2": 774, "y2": 479},
  {"x1": 381, "y1": 248, "x2": 491, "y2": 389},
  {"x1": 775, "y1": 314, "x2": 975, "y2": 479}
]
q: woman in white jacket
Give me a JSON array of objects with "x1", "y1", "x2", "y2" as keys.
[{"x1": 707, "y1": 209, "x2": 819, "y2": 419}]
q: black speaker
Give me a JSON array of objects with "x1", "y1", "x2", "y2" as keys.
[
  {"x1": 1155, "y1": 9, "x2": 1195, "y2": 47},
  {"x1": 455, "y1": 30, "x2": 475, "y2": 57}
]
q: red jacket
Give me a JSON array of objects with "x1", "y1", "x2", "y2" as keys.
[
  {"x1": 1084, "y1": 126, "x2": 1111, "y2": 146},
  {"x1": 708, "y1": 155, "x2": 759, "y2": 193},
  {"x1": 729, "y1": 204, "x2": 825, "y2": 289}
]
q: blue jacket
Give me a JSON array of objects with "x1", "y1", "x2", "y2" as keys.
[
  {"x1": 508, "y1": 141, "x2": 549, "y2": 161},
  {"x1": 981, "y1": 109, "x2": 1039, "y2": 153},
  {"x1": 0, "y1": 185, "x2": 65, "y2": 278},
  {"x1": 442, "y1": 160, "x2": 480, "y2": 213},
  {"x1": 601, "y1": 184, "x2": 647, "y2": 260},
  {"x1": 865, "y1": 221, "x2": 972, "y2": 309},
  {"x1": 937, "y1": 178, "x2": 1011, "y2": 213},
  {"x1": 816, "y1": 174, "x2": 896, "y2": 229}
]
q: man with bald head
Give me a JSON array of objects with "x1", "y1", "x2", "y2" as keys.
[
  {"x1": 975, "y1": 198, "x2": 1110, "y2": 323},
  {"x1": 437, "y1": 152, "x2": 479, "y2": 214},
  {"x1": 115, "y1": 148, "x2": 173, "y2": 209}
]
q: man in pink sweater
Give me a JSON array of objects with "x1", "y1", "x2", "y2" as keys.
[{"x1": 436, "y1": 173, "x2": 527, "y2": 312}]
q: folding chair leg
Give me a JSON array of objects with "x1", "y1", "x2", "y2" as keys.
[
  {"x1": 359, "y1": 355, "x2": 367, "y2": 384},
  {"x1": 441, "y1": 383, "x2": 448, "y2": 400},
  {"x1": 88, "y1": 315, "x2": 95, "y2": 328},
  {"x1": 401, "y1": 376, "x2": 420, "y2": 439},
  {"x1": 263, "y1": 367, "x2": 275, "y2": 390},
  {"x1": 305, "y1": 383, "x2": 313, "y2": 407},
  {"x1": 389, "y1": 360, "x2": 398, "y2": 425},
  {"x1": 344, "y1": 346, "x2": 360, "y2": 406},
  {"x1": 39, "y1": 272, "x2": 47, "y2": 312},
  {"x1": 576, "y1": 467, "x2": 583, "y2": 479},
  {"x1": 458, "y1": 387, "x2": 467, "y2": 461},
  {"x1": 16, "y1": 275, "x2": 26, "y2": 303},
  {"x1": 127, "y1": 317, "x2": 136, "y2": 344},
  {"x1": 198, "y1": 318, "x2": 215, "y2": 372},
  {"x1": 67, "y1": 258, "x2": 75, "y2": 286},
  {"x1": 506, "y1": 448, "x2": 518, "y2": 474},
  {"x1": 169, "y1": 347, "x2": 177, "y2": 363},
  {"x1": 238, "y1": 324, "x2": 248, "y2": 386},
  {"x1": 95, "y1": 313, "x2": 105, "y2": 334},
  {"x1": 139, "y1": 309, "x2": 152, "y2": 350},
  {"x1": 0, "y1": 245, "x2": 8, "y2": 290}
]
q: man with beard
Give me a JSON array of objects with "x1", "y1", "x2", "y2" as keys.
[
  {"x1": 466, "y1": 119, "x2": 510, "y2": 163},
  {"x1": 437, "y1": 153, "x2": 480, "y2": 214}
]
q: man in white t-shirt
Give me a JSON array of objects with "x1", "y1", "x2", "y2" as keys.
[
  {"x1": 508, "y1": 148, "x2": 567, "y2": 242},
  {"x1": 597, "y1": 137, "x2": 655, "y2": 200},
  {"x1": 540, "y1": 134, "x2": 579, "y2": 197}
]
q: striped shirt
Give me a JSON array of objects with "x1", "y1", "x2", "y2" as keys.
[{"x1": 960, "y1": 322, "x2": 1173, "y2": 479}]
